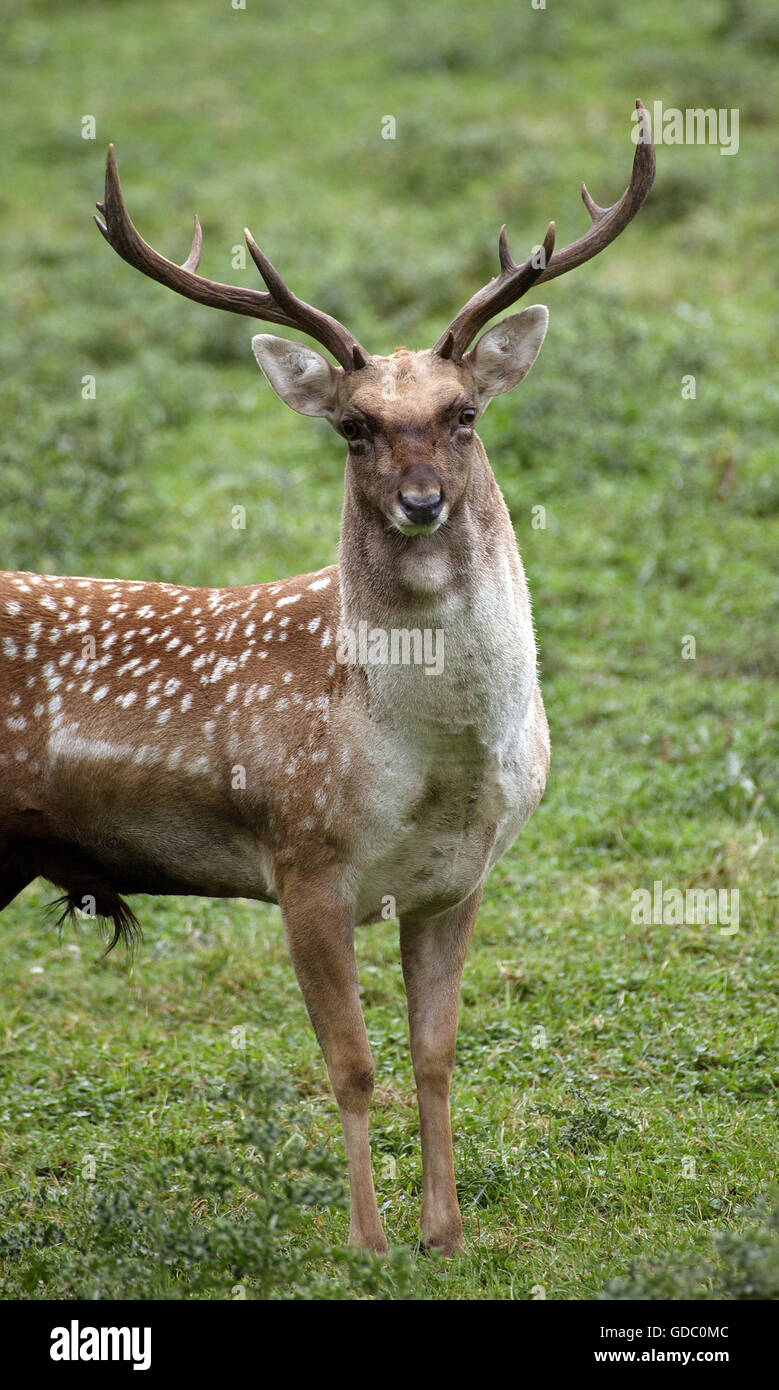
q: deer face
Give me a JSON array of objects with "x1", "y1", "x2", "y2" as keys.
[{"x1": 252, "y1": 306, "x2": 548, "y2": 538}]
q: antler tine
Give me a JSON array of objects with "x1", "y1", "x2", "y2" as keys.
[
  {"x1": 498, "y1": 225, "x2": 518, "y2": 272},
  {"x1": 435, "y1": 100, "x2": 655, "y2": 360},
  {"x1": 435, "y1": 222, "x2": 555, "y2": 361},
  {"x1": 533, "y1": 98, "x2": 655, "y2": 286},
  {"x1": 181, "y1": 216, "x2": 203, "y2": 274},
  {"x1": 244, "y1": 229, "x2": 370, "y2": 371},
  {"x1": 94, "y1": 145, "x2": 369, "y2": 372},
  {"x1": 580, "y1": 183, "x2": 607, "y2": 222}
]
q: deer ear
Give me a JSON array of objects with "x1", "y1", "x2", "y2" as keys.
[
  {"x1": 466, "y1": 306, "x2": 549, "y2": 406},
  {"x1": 251, "y1": 335, "x2": 341, "y2": 418}
]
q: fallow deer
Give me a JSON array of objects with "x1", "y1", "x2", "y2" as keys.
[{"x1": 0, "y1": 102, "x2": 654, "y2": 1254}]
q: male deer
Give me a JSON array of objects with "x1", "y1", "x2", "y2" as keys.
[{"x1": 0, "y1": 103, "x2": 653, "y2": 1254}]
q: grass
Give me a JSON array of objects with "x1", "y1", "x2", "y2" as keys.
[{"x1": 0, "y1": 0, "x2": 776, "y2": 1299}]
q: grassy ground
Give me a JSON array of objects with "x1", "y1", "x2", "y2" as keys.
[{"x1": 0, "y1": 0, "x2": 776, "y2": 1299}]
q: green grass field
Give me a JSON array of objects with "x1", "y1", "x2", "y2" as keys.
[{"x1": 0, "y1": 0, "x2": 776, "y2": 1299}]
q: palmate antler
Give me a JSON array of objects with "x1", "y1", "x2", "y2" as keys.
[
  {"x1": 94, "y1": 144, "x2": 370, "y2": 371},
  {"x1": 434, "y1": 99, "x2": 656, "y2": 360}
]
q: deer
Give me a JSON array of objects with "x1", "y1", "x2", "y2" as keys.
[{"x1": 0, "y1": 102, "x2": 654, "y2": 1256}]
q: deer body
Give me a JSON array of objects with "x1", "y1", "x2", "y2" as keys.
[
  {"x1": 0, "y1": 434, "x2": 546, "y2": 923},
  {"x1": 1, "y1": 104, "x2": 653, "y2": 1253}
]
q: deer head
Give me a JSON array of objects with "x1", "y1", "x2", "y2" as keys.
[
  {"x1": 95, "y1": 101, "x2": 654, "y2": 572},
  {"x1": 251, "y1": 311, "x2": 549, "y2": 543}
]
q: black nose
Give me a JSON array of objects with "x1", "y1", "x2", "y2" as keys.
[{"x1": 399, "y1": 491, "x2": 443, "y2": 526}]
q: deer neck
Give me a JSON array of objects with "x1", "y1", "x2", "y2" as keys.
[{"x1": 337, "y1": 446, "x2": 536, "y2": 740}]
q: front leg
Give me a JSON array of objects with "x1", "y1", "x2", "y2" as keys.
[
  {"x1": 400, "y1": 884, "x2": 482, "y2": 1255},
  {"x1": 278, "y1": 870, "x2": 387, "y2": 1253}
]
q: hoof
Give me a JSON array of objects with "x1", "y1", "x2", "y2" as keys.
[
  {"x1": 350, "y1": 1230, "x2": 389, "y2": 1255},
  {"x1": 419, "y1": 1231, "x2": 464, "y2": 1258}
]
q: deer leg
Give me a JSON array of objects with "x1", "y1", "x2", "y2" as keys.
[
  {"x1": 399, "y1": 884, "x2": 483, "y2": 1256},
  {"x1": 279, "y1": 873, "x2": 387, "y2": 1254}
]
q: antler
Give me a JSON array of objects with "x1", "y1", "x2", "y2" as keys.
[
  {"x1": 94, "y1": 145, "x2": 369, "y2": 371},
  {"x1": 435, "y1": 100, "x2": 655, "y2": 361}
]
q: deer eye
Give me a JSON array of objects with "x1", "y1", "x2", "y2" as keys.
[
  {"x1": 341, "y1": 418, "x2": 362, "y2": 441},
  {"x1": 458, "y1": 407, "x2": 476, "y2": 427}
]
